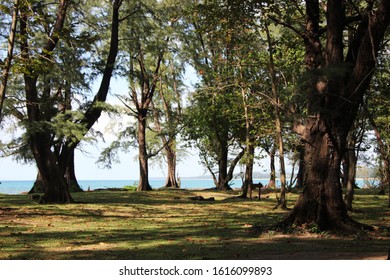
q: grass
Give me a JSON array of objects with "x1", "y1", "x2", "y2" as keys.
[{"x1": 0, "y1": 188, "x2": 389, "y2": 260}]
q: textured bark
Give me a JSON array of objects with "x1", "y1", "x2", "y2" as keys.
[
  {"x1": 163, "y1": 146, "x2": 179, "y2": 188},
  {"x1": 59, "y1": 148, "x2": 83, "y2": 192},
  {"x1": 217, "y1": 143, "x2": 230, "y2": 190}
]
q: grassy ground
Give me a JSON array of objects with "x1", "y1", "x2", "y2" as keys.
[{"x1": 0, "y1": 188, "x2": 389, "y2": 260}]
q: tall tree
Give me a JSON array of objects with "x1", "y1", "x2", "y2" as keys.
[
  {"x1": 150, "y1": 60, "x2": 184, "y2": 188},
  {"x1": 265, "y1": 23, "x2": 288, "y2": 209},
  {"x1": 276, "y1": 0, "x2": 390, "y2": 230},
  {"x1": 114, "y1": 0, "x2": 179, "y2": 191},
  {"x1": 19, "y1": 0, "x2": 74, "y2": 203},
  {"x1": 11, "y1": 0, "x2": 123, "y2": 203}
]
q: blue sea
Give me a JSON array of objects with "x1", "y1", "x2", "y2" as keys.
[
  {"x1": 0, "y1": 178, "x2": 376, "y2": 195},
  {"x1": 0, "y1": 178, "x2": 270, "y2": 194}
]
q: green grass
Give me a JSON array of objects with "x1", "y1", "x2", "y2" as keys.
[{"x1": 0, "y1": 189, "x2": 388, "y2": 260}]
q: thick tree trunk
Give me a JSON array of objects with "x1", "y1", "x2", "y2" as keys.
[
  {"x1": 214, "y1": 144, "x2": 244, "y2": 191},
  {"x1": 59, "y1": 148, "x2": 83, "y2": 192},
  {"x1": 30, "y1": 136, "x2": 73, "y2": 203},
  {"x1": 217, "y1": 145, "x2": 230, "y2": 190},
  {"x1": 137, "y1": 110, "x2": 152, "y2": 191},
  {"x1": 164, "y1": 146, "x2": 179, "y2": 188},
  {"x1": 30, "y1": 149, "x2": 82, "y2": 193},
  {"x1": 29, "y1": 171, "x2": 44, "y2": 194},
  {"x1": 285, "y1": 118, "x2": 350, "y2": 229}
]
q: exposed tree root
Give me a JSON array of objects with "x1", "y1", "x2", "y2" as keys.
[{"x1": 252, "y1": 212, "x2": 375, "y2": 237}]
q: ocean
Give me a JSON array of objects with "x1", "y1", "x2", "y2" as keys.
[
  {"x1": 0, "y1": 178, "x2": 377, "y2": 195},
  {"x1": 0, "y1": 178, "x2": 268, "y2": 194}
]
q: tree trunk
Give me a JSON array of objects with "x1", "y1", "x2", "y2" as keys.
[
  {"x1": 217, "y1": 144, "x2": 230, "y2": 190},
  {"x1": 242, "y1": 144, "x2": 255, "y2": 198},
  {"x1": 268, "y1": 146, "x2": 276, "y2": 188},
  {"x1": 30, "y1": 135, "x2": 73, "y2": 203},
  {"x1": 137, "y1": 110, "x2": 152, "y2": 191},
  {"x1": 285, "y1": 118, "x2": 350, "y2": 229},
  {"x1": 344, "y1": 135, "x2": 357, "y2": 211},
  {"x1": 0, "y1": 0, "x2": 18, "y2": 121},
  {"x1": 163, "y1": 145, "x2": 179, "y2": 188},
  {"x1": 265, "y1": 24, "x2": 287, "y2": 209},
  {"x1": 29, "y1": 171, "x2": 44, "y2": 194},
  {"x1": 150, "y1": 98, "x2": 179, "y2": 189},
  {"x1": 29, "y1": 149, "x2": 82, "y2": 193},
  {"x1": 59, "y1": 148, "x2": 83, "y2": 192},
  {"x1": 295, "y1": 145, "x2": 305, "y2": 189}
]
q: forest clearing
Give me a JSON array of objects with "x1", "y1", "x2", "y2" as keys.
[{"x1": 0, "y1": 188, "x2": 389, "y2": 260}]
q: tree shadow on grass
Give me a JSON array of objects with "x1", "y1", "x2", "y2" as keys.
[
  {"x1": 1, "y1": 191, "x2": 388, "y2": 260},
  {"x1": 4, "y1": 226, "x2": 389, "y2": 260}
]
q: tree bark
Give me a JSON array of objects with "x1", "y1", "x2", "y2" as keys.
[
  {"x1": 30, "y1": 149, "x2": 83, "y2": 193},
  {"x1": 163, "y1": 145, "x2": 179, "y2": 188},
  {"x1": 295, "y1": 145, "x2": 305, "y2": 188},
  {"x1": 285, "y1": 118, "x2": 349, "y2": 229},
  {"x1": 137, "y1": 109, "x2": 153, "y2": 191},
  {"x1": 59, "y1": 148, "x2": 83, "y2": 192},
  {"x1": 0, "y1": 0, "x2": 18, "y2": 121},
  {"x1": 217, "y1": 143, "x2": 230, "y2": 190}
]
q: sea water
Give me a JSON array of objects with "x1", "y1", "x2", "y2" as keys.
[{"x1": 0, "y1": 178, "x2": 377, "y2": 195}]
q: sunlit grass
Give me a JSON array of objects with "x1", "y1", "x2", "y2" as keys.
[{"x1": 0, "y1": 189, "x2": 388, "y2": 260}]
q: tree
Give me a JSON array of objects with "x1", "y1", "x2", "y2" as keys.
[
  {"x1": 150, "y1": 60, "x2": 184, "y2": 188},
  {"x1": 275, "y1": 0, "x2": 390, "y2": 231},
  {"x1": 9, "y1": 0, "x2": 123, "y2": 203},
  {"x1": 116, "y1": 0, "x2": 179, "y2": 191},
  {"x1": 264, "y1": 23, "x2": 288, "y2": 209}
]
